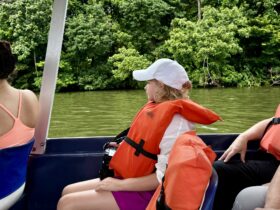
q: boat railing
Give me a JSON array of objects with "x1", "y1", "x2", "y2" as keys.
[{"x1": 9, "y1": 134, "x2": 261, "y2": 210}]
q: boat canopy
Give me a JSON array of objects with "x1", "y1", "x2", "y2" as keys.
[{"x1": 33, "y1": 0, "x2": 68, "y2": 154}]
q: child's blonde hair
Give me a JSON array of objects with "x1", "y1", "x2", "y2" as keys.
[{"x1": 153, "y1": 80, "x2": 192, "y2": 103}]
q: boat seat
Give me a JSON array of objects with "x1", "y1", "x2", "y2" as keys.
[
  {"x1": 23, "y1": 152, "x2": 103, "y2": 210},
  {"x1": 200, "y1": 168, "x2": 219, "y2": 210},
  {"x1": 0, "y1": 139, "x2": 34, "y2": 201}
]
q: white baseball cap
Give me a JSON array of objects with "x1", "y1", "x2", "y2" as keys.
[{"x1": 133, "y1": 58, "x2": 189, "y2": 90}]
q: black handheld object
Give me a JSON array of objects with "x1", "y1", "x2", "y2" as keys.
[{"x1": 99, "y1": 128, "x2": 129, "y2": 180}]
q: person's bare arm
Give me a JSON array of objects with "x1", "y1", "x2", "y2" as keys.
[
  {"x1": 239, "y1": 118, "x2": 272, "y2": 141},
  {"x1": 220, "y1": 118, "x2": 272, "y2": 162}
]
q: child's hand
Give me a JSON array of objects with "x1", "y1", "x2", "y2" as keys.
[
  {"x1": 108, "y1": 142, "x2": 119, "y2": 148},
  {"x1": 95, "y1": 177, "x2": 122, "y2": 191}
]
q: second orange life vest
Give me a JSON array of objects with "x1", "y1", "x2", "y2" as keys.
[
  {"x1": 260, "y1": 104, "x2": 280, "y2": 160},
  {"x1": 146, "y1": 131, "x2": 216, "y2": 210}
]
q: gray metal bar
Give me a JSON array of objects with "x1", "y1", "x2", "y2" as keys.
[{"x1": 33, "y1": 0, "x2": 68, "y2": 154}]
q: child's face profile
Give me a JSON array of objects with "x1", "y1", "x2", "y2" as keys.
[{"x1": 145, "y1": 80, "x2": 162, "y2": 102}]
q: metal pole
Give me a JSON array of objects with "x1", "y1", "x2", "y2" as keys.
[{"x1": 33, "y1": 0, "x2": 68, "y2": 154}]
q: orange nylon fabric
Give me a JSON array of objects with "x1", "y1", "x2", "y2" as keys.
[
  {"x1": 0, "y1": 91, "x2": 34, "y2": 149},
  {"x1": 109, "y1": 99, "x2": 220, "y2": 179},
  {"x1": 146, "y1": 131, "x2": 216, "y2": 210},
  {"x1": 260, "y1": 104, "x2": 280, "y2": 160}
]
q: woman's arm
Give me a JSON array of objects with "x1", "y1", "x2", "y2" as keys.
[
  {"x1": 238, "y1": 118, "x2": 272, "y2": 141},
  {"x1": 219, "y1": 118, "x2": 272, "y2": 162}
]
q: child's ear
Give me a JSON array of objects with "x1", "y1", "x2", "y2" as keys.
[{"x1": 158, "y1": 81, "x2": 165, "y2": 88}]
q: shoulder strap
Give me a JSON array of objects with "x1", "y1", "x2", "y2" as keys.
[
  {"x1": 262, "y1": 117, "x2": 280, "y2": 138},
  {"x1": 17, "y1": 90, "x2": 22, "y2": 118},
  {"x1": 103, "y1": 128, "x2": 130, "y2": 150},
  {"x1": 271, "y1": 117, "x2": 280, "y2": 125},
  {"x1": 113, "y1": 127, "x2": 130, "y2": 143},
  {"x1": 0, "y1": 104, "x2": 16, "y2": 119},
  {"x1": 156, "y1": 176, "x2": 171, "y2": 210},
  {"x1": 0, "y1": 91, "x2": 21, "y2": 119}
]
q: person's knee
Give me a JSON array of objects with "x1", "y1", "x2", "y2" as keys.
[
  {"x1": 213, "y1": 160, "x2": 226, "y2": 172},
  {"x1": 57, "y1": 194, "x2": 75, "y2": 210},
  {"x1": 61, "y1": 185, "x2": 73, "y2": 196},
  {"x1": 232, "y1": 188, "x2": 251, "y2": 210},
  {"x1": 232, "y1": 186, "x2": 267, "y2": 210},
  {"x1": 213, "y1": 160, "x2": 229, "y2": 182},
  {"x1": 213, "y1": 160, "x2": 241, "y2": 180}
]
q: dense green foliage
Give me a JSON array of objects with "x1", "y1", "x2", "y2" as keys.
[{"x1": 0, "y1": 0, "x2": 279, "y2": 91}]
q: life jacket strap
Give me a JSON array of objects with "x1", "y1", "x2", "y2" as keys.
[
  {"x1": 272, "y1": 117, "x2": 280, "y2": 124},
  {"x1": 156, "y1": 176, "x2": 171, "y2": 210},
  {"x1": 124, "y1": 137, "x2": 158, "y2": 161},
  {"x1": 262, "y1": 117, "x2": 280, "y2": 138}
]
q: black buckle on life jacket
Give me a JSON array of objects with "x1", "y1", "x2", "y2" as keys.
[
  {"x1": 272, "y1": 117, "x2": 280, "y2": 124},
  {"x1": 124, "y1": 137, "x2": 158, "y2": 161}
]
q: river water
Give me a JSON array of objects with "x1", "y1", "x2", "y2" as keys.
[{"x1": 48, "y1": 87, "x2": 279, "y2": 137}]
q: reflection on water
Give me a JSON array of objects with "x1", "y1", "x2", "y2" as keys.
[{"x1": 49, "y1": 87, "x2": 279, "y2": 137}]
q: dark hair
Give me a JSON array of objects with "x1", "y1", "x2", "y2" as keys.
[{"x1": 0, "y1": 40, "x2": 16, "y2": 79}]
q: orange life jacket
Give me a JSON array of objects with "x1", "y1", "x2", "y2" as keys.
[
  {"x1": 109, "y1": 99, "x2": 221, "y2": 178},
  {"x1": 260, "y1": 104, "x2": 280, "y2": 160},
  {"x1": 146, "y1": 131, "x2": 216, "y2": 210}
]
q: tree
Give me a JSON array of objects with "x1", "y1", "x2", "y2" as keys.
[
  {"x1": 108, "y1": 47, "x2": 151, "y2": 89},
  {"x1": 108, "y1": 0, "x2": 174, "y2": 53},
  {"x1": 1, "y1": 0, "x2": 279, "y2": 90},
  {"x1": 159, "y1": 6, "x2": 250, "y2": 87},
  {"x1": 63, "y1": 0, "x2": 115, "y2": 90},
  {"x1": 0, "y1": 0, "x2": 52, "y2": 90}
]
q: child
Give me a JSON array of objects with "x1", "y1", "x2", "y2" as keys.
[{"x1": 57, "y1": 58, "x2": 220, "y2": 210}]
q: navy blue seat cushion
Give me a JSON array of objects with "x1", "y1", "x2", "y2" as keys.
[
  {"x1": 0, "y1": 139, "x2": 34, "y2": 199},
  {"x1": 200, "y1": 168, "x2": 219, "y2": 210}
]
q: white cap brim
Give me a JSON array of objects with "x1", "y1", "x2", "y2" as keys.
[{"x1": 133, "y1": 69, "x2": 154, "y2": 81}]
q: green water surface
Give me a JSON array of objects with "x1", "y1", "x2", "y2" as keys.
[{"x1": 48, "y1": 87, "x2": 279, "y2": 137}]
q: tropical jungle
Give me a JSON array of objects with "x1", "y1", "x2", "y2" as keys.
[{"x1": 0, "y1": 0, "x2": 279, "y2": 91}]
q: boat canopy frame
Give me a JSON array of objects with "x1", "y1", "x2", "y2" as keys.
[{"x1": 33, "y1": 0, "x2": 68, "y2": 154}]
